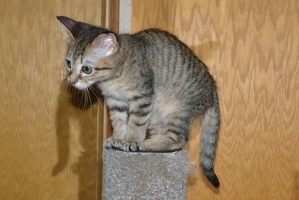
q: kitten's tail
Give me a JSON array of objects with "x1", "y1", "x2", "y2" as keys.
[{"x1": 200, "y1": 90, "x2": 220, "y2": 187}]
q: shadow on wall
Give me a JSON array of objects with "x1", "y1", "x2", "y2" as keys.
[{"x1": 52, "y1": 82, "x2": 103, "y2": 200}]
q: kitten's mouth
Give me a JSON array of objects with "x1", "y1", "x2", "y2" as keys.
[
  {"x1": 67, "y1": 78, "x2": 88, "y2": 90},
  {"x1": 73, "y1": 82, "x2": 88, "y2": 90}
]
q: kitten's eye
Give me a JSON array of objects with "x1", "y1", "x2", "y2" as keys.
[
  {"x1": 82, "y1": 66, "x2": 93, "y2": 74},
  {"x1": 65, "y1": 59, "x2": 71, "y2": 68}
]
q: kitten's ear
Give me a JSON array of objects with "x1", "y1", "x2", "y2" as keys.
[
  {"x1": 91, "y1": 33, "x2": 119, "y2": 56},
  {"x1": 56, "y1": 16, "x2": 81, "y2": 42}
]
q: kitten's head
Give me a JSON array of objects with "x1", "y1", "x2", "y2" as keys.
[{"x1": 57, "y1": 16, "x2": 118, "y2": 90}]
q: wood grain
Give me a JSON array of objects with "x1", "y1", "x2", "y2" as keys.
[
  {"x1": 0, "y1": 0, "x2": 104, "y2": 199},
  {"x1": 132, "y1": 0, "x2": 299, "y2": 199}
]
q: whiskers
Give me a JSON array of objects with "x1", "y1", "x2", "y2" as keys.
[
  {"x1": 88, "y1": 85, "x2": 104, "y2": 108},
  {"x1": 58, "y1": 79, "x2": 103, "y2": 110}
]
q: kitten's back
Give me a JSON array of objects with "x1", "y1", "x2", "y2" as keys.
[{"x1": 129, "y1": 29, "x2": 216, "y2": 115}]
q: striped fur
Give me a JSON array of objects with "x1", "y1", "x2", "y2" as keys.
[{"x1": 57, "y1": 16, "x2": 221, "y2": 187}]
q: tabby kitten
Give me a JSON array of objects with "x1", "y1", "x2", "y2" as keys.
[{"x1": 57, "y1": 16, "x2": 221, "y2": 187}]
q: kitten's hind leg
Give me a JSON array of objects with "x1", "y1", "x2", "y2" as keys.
[
  {"x1": 143, "y1": 132, "x2": 186, "y2": 151},
  {"x1": 143, "y1": 117, "x2": 189, "y2": 151},
  {"x1": 143, "y1": 120, "x2": 188, "y2": 151}
]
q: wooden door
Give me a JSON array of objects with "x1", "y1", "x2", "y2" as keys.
[
  {"x1": 0, "y1": 0, "x2": 104, "y2": 199},
  {"x1": 131, "y1": 0, "x2": 299, "y2": 199}
]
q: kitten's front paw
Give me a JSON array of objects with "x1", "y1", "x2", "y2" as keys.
[
  {"x1": 104, "y1": 137, "x2": 123, "y2": 149},
  {"x1": 122, "y1": 141, "x2": 143, "y2": 152},
  {"x1": 104, "y1": 137, "x2": 143, "y2": 151}
]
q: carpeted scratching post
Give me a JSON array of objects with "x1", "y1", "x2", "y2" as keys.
[{"x1": 103, "y1": 148, "x2": 192, "y2": 200}]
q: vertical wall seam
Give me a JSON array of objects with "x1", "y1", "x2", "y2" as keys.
[{"x1": 119, "y1": 0, "x2": 132, "y2": 34}]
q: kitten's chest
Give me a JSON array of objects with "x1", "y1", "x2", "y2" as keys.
[{"x1": 99, "y1": 80, "x2": 138, "y2": 100}]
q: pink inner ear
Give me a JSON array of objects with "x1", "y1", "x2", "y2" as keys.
[{"x1": 91, "y1": 33, "x2": 118, "y2": 55}]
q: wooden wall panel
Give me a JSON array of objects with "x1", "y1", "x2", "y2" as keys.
[
  {"x1": 0, "y1": 0, "x2": 104, "y2": 199},
  {"x1": 132, "y1": 0, "x2": 299, "y2": 199}
]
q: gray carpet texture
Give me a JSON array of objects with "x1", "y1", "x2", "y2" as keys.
[{"x1": 103, "y1": 148, "x2": 193, "y2": 200}]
